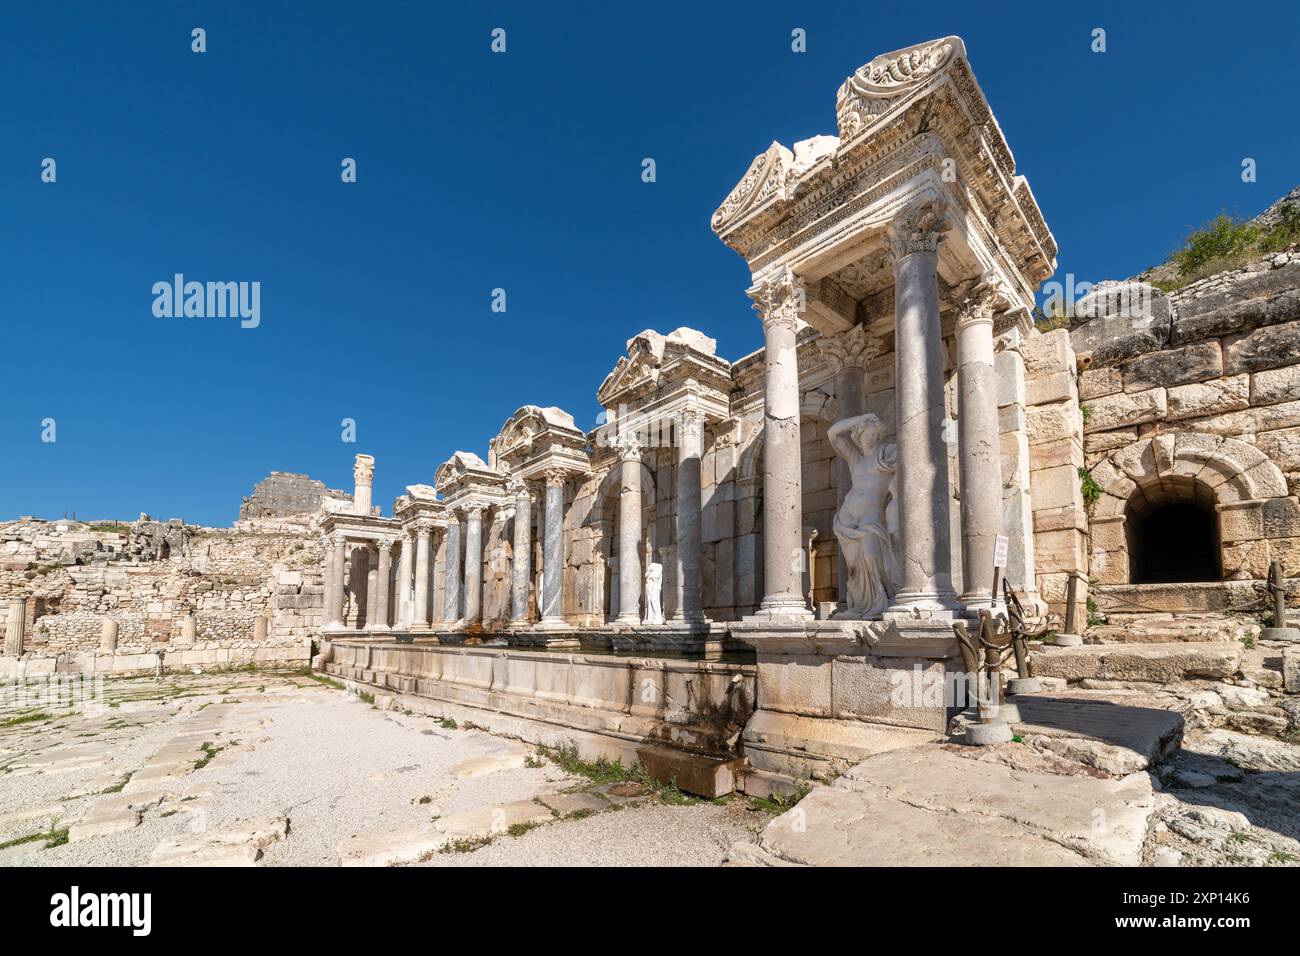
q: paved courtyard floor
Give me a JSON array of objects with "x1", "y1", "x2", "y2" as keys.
[{"x1": 0, "y1": 671, "x2": 761, "y2": 866}]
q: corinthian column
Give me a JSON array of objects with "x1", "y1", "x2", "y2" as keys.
[
  {"x1": 816, "y1": 324, "x2": 874, "y2": 607},
  {"x1": 538, "y1": 470, "x2": 567, "y2": 628},
  {"x1": 748, "y1": 267, "x2": 813, "y2": 619},
  {"x1": 324, "y1": 533, "x2": 346, "y2": 631},
  {"x1": 614, "y1": 436, "x2": 644, "y2": 626},
  {"x1": 463, "y1": 506, "x2": 484, "y2": 624},
  {"x1": 887, "y1": 198, "x2": 959, "y2": 614},
  {"x1": 394, "y1": 530, "x2": 413, "y2": 629},
  {"x1": 443, "y1": 514, "x2": 462, "y2": 624},
  {"x1": 509, "y1": 478, "x2": 532, "y2": 624},
  {"x1": 374, "y1": 537, "x2": 393, "y2": 630},
  {"x1": 956, "y1": 276, "x2": 1007, "y2": 610},
  {"x1": 352, "y1": 454, "x2": 375, "y2": 515},
  {"x1": 412, "y1": 522, "x2": 431, "y2": 626},
  {"x1": 672, "y1": 408, "x2": 706, "y2": 625}
]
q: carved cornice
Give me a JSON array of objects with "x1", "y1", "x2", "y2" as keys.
[{"x1": 836, "y1": 37, "x2": 961, "y2": 140}]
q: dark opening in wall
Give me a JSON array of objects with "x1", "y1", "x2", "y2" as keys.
[{"x1": 1131, "y1": 501, "x2": 1220, "y2": 583}]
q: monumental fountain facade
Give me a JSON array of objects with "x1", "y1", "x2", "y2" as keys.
[{"x1": 315, "y1": 36, "x2": 1082, "y2": 789}]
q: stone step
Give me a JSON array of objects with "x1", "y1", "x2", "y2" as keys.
[
  {"x1": 1088, "y1": 613, "x2": 1258, "y2": 645},
  {"x1": 635, "y1": 745, "x2": 744, "y2": 798},
  {"x1": 1030, "y1": 641, "x2": 1241, "y2": 684}
]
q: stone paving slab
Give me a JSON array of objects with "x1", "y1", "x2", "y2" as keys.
[
  {"x1": 1010, "y1": 691, "x2": 1185, "y2": 774},
  {"x1": 733, "y1": 743, "x2": 1157, "y2": 867}
]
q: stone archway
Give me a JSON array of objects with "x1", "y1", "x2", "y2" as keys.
[
  {"x1": 587, "y1": 461, "x2": 658, "y2": 622},
  {"x1": 1088, "y1": 432, "x2": 1288, "y2": 584}
]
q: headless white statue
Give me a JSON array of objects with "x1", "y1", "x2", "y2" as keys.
[
  {"x1": 643, "y1": 555, "x2": 664, "y2": 626},
  {"x1": 828, "y1": 412, "x2": 900, "y2": 617}
]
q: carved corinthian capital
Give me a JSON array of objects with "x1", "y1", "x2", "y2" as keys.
[
  {"x1": 544, "y1": 468, "x2": 569, "y2": 489},
  {"x1": 814, "y1": 323, "x2": 877, "y2": 372},
  {"x1": 956, "y1": 272, "x2": 1013, "y2": 327},
  {"x1": 886, "y1": 198, "x2": 949, "y2": 260},
  {"x1": 353, "y1": 453, "x2": 375, "y2": 485},
  {"x1": 614, "y1": 431, "x2": 642, "y2": 463},
  {"x1": 747, "y1": 266, "x2": 805, "y2": 335}
]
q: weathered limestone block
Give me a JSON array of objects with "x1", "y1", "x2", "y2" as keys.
[
  {"x1": 1217, "y1": 501, "x2": 1265, "y2": 542},
  {"x1": 1220, "y1": 539, "x2": 1270, "y2": 579},
  {"x1": 1191, "y1": 398, "x2": 1300, "y2": 438},
  {"x1": 1262, "y1": 497, "x2": 1300, "y2": 538},
  {"x1": 1171, "y1": 264, "x2": 1300, "y2": 344},
  {"x1": 1223, "y1": 320, "x2": 1300, "y2": 375},
  {"x1": 995, "y1": 349, "x2": 1026, "y2": 407},
  {"x1": 1025, "y1": 370, "x2": 1077, "y2": 406},
  {"x1": 1085, "y1": 427, "x2": 1138, "y2": 454},
  {"x1": 1250, "y1": 366, "x2": 1300, "y2": 407},
  {"x1": 1266, "y1": 536, "x2": 1300, "y2": 576},
  {"x1": 1027, "y1": 401, "x2": 1083, "y2": 446},
  {"x1": 1030, "y1": 643, "x2": 1241, "y2": 683},
  {"x1": 1089, "y1": 547, "x2": 1129, "y2": 585},
  {"x1": 1080, "y1": 366, "x2": 1123, "y2": 401},
  {"x1": 1085, "y1": 387, "x2": 1166, "y2": 433},
  {"x1": 1284, "y1": 646, "x2": 1300, "y2": 694},
  {"x1": 1022, "y1": 329, "x2": 1074, "y2": 377},
  {"x1": 1029, "y1": 463, "x2": 1084, "y2": 514},
  {"x1": 1088, "y1": 516, "x2": 1126, "y2": 553},
  {"x1": 1070, "y1": 287, "x2": 1173, "y2": 368},
  {"x1": 1166, "y1": 374, "x2": 1250, "y2": 421},
  {"x1": 1030, "y1": 436, "x2": 1084, "y2": 474},
  {"x1": 1122, "y1": 341, "x2": 1222, "y2": 392},
  {"x1": 1254, "y1": 427, "x2": 1300, "y2": 472},
  {"x1": 1034, "y1": 527, "x2": 1086, "y2": 573}
]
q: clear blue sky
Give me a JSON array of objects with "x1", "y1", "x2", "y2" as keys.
[{"x1": 3, "y1": 1, "x2": 1296, "y2": 526}]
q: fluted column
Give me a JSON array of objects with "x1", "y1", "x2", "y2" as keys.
[
  {"x1": 887, "y1": 198, "x2": 959, "y2": 614},
  {"x1": 672, "y1": 408, "x2": 706, "y2": 625},
  {"x1": 817, "y1": 325, "x2": 873, "y2": 607},
  {"x1": 374, "y1": 537, "x2": 393, "y2": 630},
  {"x1": 394, "y1": 531, "x2": 414, "y2": 629},
  {"x1": 443, "y1": 515, "x2": 462, "y2": 624},
  {"x1": 325, "y1": 533, "x2": 346, "y2": 630},
  {"x1": 4, "y1": 599, "x2": 26, "y2": 656},
  {"x1": 539, "y1": 470, "x2": 567, "y2": 627},
  {"x1": 615, "y1": 436, "x2": 643, "y2": 625},
  {"x1": 510, "y1": 479, "x2": 532, "y2": 624},
  {"x1": 957, "y1": 277, "x2": 1007, "y2": 610},
  {"x1": 748, "y1": 267, "x2": 813, "y2": 619},
  {"x1": 463, "y1": 506, "x2": 484, "y2": 624}
]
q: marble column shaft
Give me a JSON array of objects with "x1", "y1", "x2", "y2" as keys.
[
  {"x1": 4, "y1": 599, "x2": 26, "y2": 656},
  {"x1": 673, "y1": 411, "x2": 705, "y2": 624},
  {"x1": 395, "y1": 533, "x2": 414, "y2": 627},
  {"x1": 374, "y1": 540, "x2": 393, "y2": 629},
  {"x1": 512, "y1": 488, "x2": 532, "y2": 623},
  {"x1": 749, "y1": 268, "x2": 813, "y2": 618},
  {"x1": 443, "y1": 518, "x2": 462, "y2": 623},
  {"x1": 616, "y1": 441, "x2": 643, "y2": 624},
  {"x1": 957, "y1": 292, "x2": 1005, "y2": 608},
  {"x1": 413, "y1": 526, "x2": 432, "y2": 626},
  {"x1": 541, "y1": 475, "x2": 566, "y2": 624},
  {"x1": 889, "y1": 202, "x2": 958, "y2": 611},
  {"x1": 463, "y1": 508, "x2": 484, "y2": 623},
  {"x1": 326, "y1": 536, "x2": 346, "y2": 628}
]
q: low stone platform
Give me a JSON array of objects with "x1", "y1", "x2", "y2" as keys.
[{"x1": 1010, "y1": 691, "x2": 1185, "y2": 775}]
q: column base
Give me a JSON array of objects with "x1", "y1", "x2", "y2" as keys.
[
  {"x1": 322, "y1": 622, "x2": 347, "y2": 634},
  {"x1": 534, "y1": 616, "x2": 570, "y2": 631},
  {"x1": 885, "y1": 589, "x2": 962, "y2": 621},
  {"x1": 752, "y1": 594, "x2": 814, "y2": 621}
]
